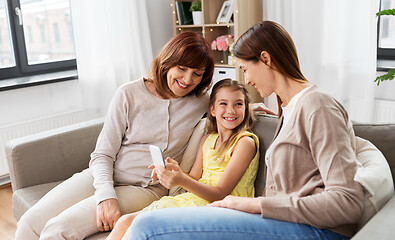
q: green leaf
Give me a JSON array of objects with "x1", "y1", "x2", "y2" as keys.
[
  {"x1": 374, "y1": 69, "x2": 395, "y2": 86},
  {"x1": 190, "y1": 0, "x2": 202, "y2": 12},
  {"x1": 376, "y1": 9, "x2": 395, "y2": 16}
]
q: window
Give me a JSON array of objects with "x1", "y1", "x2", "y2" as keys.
[
  {"x1": 377, "y1": 0, "x2": 395, "y2": 66},
  {"x1": 0, "y1": 0, "x2": 76, "y2": 81}
]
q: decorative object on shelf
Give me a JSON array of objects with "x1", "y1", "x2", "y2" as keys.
[
  {"x1": 216, "y1": 0, "x2": 234, "y2": 23},
  {"x1": 190, "y1": 0, "x2": 202, "y2": 25},
  {"x1": 175, "y1": 1, "x2": 193, "y2": 25},
  {"x1": 228, "y1": 42, "x2": 235, "y2": 65},
  {"x1": 211, "y1": 34, "x2": 234, "y2": 65}
]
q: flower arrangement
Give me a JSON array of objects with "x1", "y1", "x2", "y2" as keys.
[
  {"x1": 211, "y1": 34, "x2": 234, "y2": 52},
  {"x1": 211, "y1": 35, "x2": 235, "y2": 64}
]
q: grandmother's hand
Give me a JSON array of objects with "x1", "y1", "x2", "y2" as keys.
[
  {"x1": 96, "y1": 198, "x2": 122, "y2": 232},
  {"x1": 250, "y1": 102, "x2": 277, "y2": 116},
  {"x1": 209, "y1": 196, "x2": 262, "y2": 214}
]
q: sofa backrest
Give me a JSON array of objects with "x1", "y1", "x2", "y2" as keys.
[{"x1": 252, "y1": 114, "x2": 395, "y2": 197}]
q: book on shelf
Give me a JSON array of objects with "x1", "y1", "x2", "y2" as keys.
[{"x1": 175, "y1": 1, "x2": 193, "y2": 25}]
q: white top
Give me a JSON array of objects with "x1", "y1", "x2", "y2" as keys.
[
  {"x1": 265, "y1": 85, "x2": 313, "y2": 165},
  {"x1": 89, "y1": 78, "x2": 209, "y2": 205}
]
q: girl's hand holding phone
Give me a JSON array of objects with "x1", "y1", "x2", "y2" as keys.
[{"x1": 155, "y1": 158, "x2": 185, "y2": 189}]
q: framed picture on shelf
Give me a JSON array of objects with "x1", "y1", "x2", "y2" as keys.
[{"x1": 216, "y1": 0, "x2": 234, "y2": 23}]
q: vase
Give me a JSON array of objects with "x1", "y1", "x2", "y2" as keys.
[
  {"x1": 192, "y1": 11, "x2": 203, "y2": 25},
  {"x1": 221, "y1": 51, "x2": 230, "y2": 64}
]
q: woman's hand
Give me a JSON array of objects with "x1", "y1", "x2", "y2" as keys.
[
  {"x1": 155, "y1": 157, "x2": 185, "y2": 189},
  {"x1": 250, "y1": 102, "x2": 277, "y2": 116},
  {"x1": 96, "y1": 198, "x2": 122, "y2": 232},
  {"x1": 209, "y1": 196, "x2": 262, "y2": 214}
]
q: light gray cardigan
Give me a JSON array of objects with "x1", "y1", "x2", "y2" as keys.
[{"x1": 90, "y1": 78, "x2": 209, "y2": 205}]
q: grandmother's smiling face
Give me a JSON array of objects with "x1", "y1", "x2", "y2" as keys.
[{"x1": 166, "y1": 65, "x2": 205, "y2": 98}]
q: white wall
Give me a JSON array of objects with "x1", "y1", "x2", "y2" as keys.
[{"x1": 146, "y1": 0, "x2": 173, "y2": 56}]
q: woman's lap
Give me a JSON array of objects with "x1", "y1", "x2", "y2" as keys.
[{"x1": 129, "y1": 207, "x2": 348, "y2": 240}]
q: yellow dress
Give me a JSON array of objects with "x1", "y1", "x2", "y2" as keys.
[{"x1": 145, "y1": 131, "x2": 259, "y2": 210}]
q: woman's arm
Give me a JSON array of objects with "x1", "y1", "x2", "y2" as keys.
[
  {"x1": 156, "y1": 136, "x2": 257, "y2": 203},
  {"x1": 90, "y1": 86, "x2": 128, "y2": 203},
  {"x1": 89, "y1": 86, "x2": 129, "y2": 230}
]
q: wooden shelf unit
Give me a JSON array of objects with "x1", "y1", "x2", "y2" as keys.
[{"x1": 171, "y1": 0, "x2": 263, "y2": 102}]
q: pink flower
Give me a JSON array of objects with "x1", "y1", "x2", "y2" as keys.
[
  {"x1": 212, "y1": 35, "x2": 234, "y2": 52},
  {"x1": 216, "y1": 36, "x2": 228, "y2": 51}
]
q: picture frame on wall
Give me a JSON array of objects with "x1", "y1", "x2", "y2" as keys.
[{"x1": 216, "y1": 0, "x2": 234, "y2": 23}]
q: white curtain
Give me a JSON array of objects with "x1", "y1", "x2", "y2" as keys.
[
  {"x1": 263, "y1": 0, "x2": 379, "y2": 123},
  {"x1": 69, "y1": 0, "x2": 153, "y2": 116}
]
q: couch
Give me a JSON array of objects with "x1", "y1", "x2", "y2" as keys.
[{"x1": 6, "y1": 114, "x2": 395, "y2": 239}]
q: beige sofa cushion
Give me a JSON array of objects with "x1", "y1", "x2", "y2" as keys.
[
  {"x1": 354, "y1": 137, "x2": 395, "y2": 229},
  {"x1": 169, "y1": 118, "x2": 206, "y2": 196}
]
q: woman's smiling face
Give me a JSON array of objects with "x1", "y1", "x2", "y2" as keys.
[
  {"x1": 237, "y1": 58, "x2": 275, "y2": 99},
  {"x1": 166, "y1": 65, "x2": 205, "y2": 97}
]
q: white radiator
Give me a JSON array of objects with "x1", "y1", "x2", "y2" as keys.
[
  {"x1": 374, "y1": 99, "x2": 395, "y2": 123},
  {"x1": 0, "y1": 110, "x2": 92, "y2": 179}
]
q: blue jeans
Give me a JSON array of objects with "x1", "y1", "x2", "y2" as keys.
[{"x1": 128, "y1": 207, "x2": 349, "y2": 240}]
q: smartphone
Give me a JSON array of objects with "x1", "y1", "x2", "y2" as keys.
[{"x1": 149, "y1": 145, "x2": 166, "y2": 167}]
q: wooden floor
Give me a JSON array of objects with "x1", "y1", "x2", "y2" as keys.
[{"x1": 0, "y1": 184, "x2": 17, "y2": 240}]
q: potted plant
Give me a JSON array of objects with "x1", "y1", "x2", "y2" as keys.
[
  {"x1": 375, "y1": 8, "x2": 395, "y2": 85},
  {"x1": 190, "y1": 0, "x2": 202, "y2": 25}
]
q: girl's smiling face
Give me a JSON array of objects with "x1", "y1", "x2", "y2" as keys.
[
  {"x1": 166, "y1": 65, "x2": 205, "y2": 97},
  {"x1": 210, "y1": 87, "x2": 246, "y2": 133}
]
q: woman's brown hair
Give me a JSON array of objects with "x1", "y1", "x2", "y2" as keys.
[
  {"x1": 205, "y1": 79, "x2": 255, "y2": 163},
  {"x1": 147, "y1": 31, "x2": 214, "y2": 98},
  {"x1": 233, "y1": 21, "x2": 308, "y2": 117}
]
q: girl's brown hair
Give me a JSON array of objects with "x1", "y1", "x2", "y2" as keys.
[
  {"x1": 147, "y1": 31, "x2": 215, "y2": 98},
  {"x1": 233, "y1": 21, "x2": 308, "y2": 117},
  {"x1": 205, "y1": 79, "x2": 255, "y2": 163}
]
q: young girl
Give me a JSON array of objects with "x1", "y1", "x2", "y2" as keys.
[{"x1": 106, "y1": 79, "x2": 260, "y2": 240}]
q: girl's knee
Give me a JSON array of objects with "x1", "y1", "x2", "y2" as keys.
[{"x1": 119, "y1": 212, "x2": 139, "y2": 226}]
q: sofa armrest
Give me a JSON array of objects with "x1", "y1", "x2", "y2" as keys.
[
  {"x1": 352, "y1": 194, "x2": 395, "y2": 240},
  {"x1": 5, "y1": 118, "x2": 104, "y2": 191}
]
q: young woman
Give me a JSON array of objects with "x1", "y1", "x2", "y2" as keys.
[
  {"x1": 15, "y1": 31, "x2": 214, "y2": 240},
  {"x1": 127, "y1": 21, "x2": 364, "y2": 240},
  {"x1": 107, "y1": 79, "x2": 259, "y2": 240}
]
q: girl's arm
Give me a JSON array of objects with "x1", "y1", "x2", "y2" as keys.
[{"x1": 156, "y1": 136, "x2": 257, "y2": 203}]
